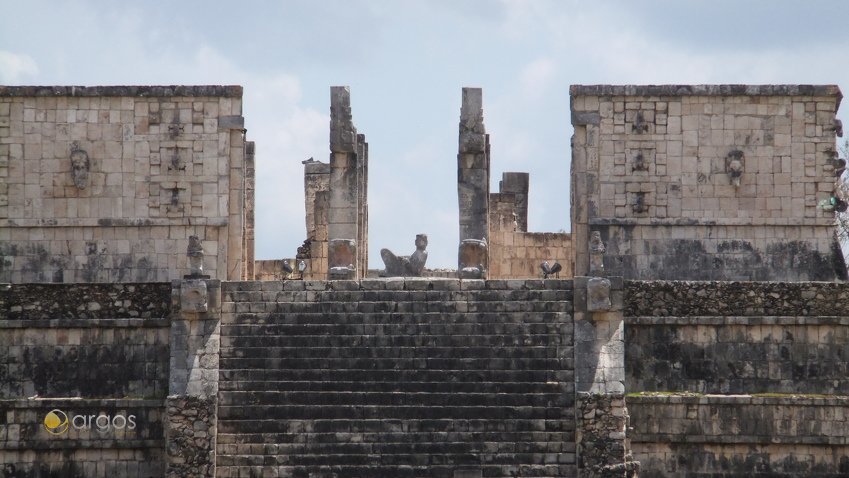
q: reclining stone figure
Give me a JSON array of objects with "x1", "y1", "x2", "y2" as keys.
[{"x1": 380, "y1": 234, "x2": 428, "y2": 277}]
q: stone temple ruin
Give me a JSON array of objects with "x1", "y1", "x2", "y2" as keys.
[{"x1": 1, "y1": 83, "x2": 848, "y2": 477}]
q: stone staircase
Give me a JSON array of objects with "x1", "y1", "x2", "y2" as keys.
[{"x1": 216, "y1": 279, "x2": 575, "y2": 478}]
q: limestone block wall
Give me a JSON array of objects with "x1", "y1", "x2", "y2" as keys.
[
  {"x1": 625, "y1": 280, "x2": 849, "y2": 476},
  {"x1": 0, "y1": 282, "x2": 171, "y2": 476},
  {"x1": 571, "y1": 85, "x2": 845, "y2": 280},
  {"x1": 0, "y1": 85, "x2": 252, "y2": 283},
  {"x1": 489, "y1": 231, "x2": 573, "y2": 279}
]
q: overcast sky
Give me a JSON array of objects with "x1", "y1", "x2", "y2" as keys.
[{"x1": 3, "y1": 0, "x2": 848, "y2": 267}]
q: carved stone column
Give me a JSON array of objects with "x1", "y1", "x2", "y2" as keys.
[
  {"x1": 457, "y1": 87, "x2": 490, "y2": 277},
  {"x1": 328, "y1": 86, "x2": 360, "y2": 280}
]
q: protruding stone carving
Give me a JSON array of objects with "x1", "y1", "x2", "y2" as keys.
[
  {"x1": 631, "y1": 151, "x2": 648, "y2": 172},
  {"x1": 180, "y1": 279, "x2": 208, "y2": 313},
  {"x1": 587, "y1": 277, "x2": 612, "y2": 311},
  {"x1": 458, "y1": 238, "x2": 488, "y2": 279},
  {"x1": 631, "y1": 192, "x2": 648, "y2": 214},
  {"x1": 380, "y1": 234, "x2": 428, "y2": 277},
  {"x1": 632, "y1": 111, "x2": 649, "y2": 134},
  {"x1": 726, "y1": 150, "x2": 745, "y2": 187},
  {"x1": 70, "y1": 142, "x2": 90, "y2": 190},
  {"x1": 168, "y1": 111, "x2": 184, "y2": 139},
  {"x1": 168, "y1": 148, "x2": 186, "y2": 171},
  {"x1": 589, "y1": 231, "x2": 605, "y2": 276},
  {"x1": 187, "y1": 236, "x2": 204, "y2": 277}
]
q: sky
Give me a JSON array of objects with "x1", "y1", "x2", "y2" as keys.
[{"x1": 3, "y1": 0, "x2": 849, "y2": 268}]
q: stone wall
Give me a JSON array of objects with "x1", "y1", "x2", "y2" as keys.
[
  {"x1": 629, "y1": 395, "x2": 849, "y2": 476},
  {"x1": 625, "y1": 280, "x2": 849, "y2": 476},
  {"x1": 0, "y1": 85, "x2": 252, "y2": 283},
  {"x1": 217, "y1": 278, "x2": 576, "y2": 477},
  {"x1": 489, "y1": 231, "x2": 573, "y2": 279},
  {"x1": 571, "y1": 84, "x2": 845, "y2": 280},
  {"x1": 0, "y1": 282, "x2": 171, "y2": 476},
  {"x1": 0, "y1": 398, "x2": 165, "y2": 477}
]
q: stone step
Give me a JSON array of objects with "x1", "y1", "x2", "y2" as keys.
[
  {"x1": 221, "y1": 287, "x2": 571, "y2": 298},
  {"x1": 214, "y1": 464, "x2": 572, "y2": 478},
  {"x1": 224, "y1": 311, "x2": 572, "y2": 325},
  {"x1": 215, "y1": 456, "x2": 574, "y2": 471},
  {"x1": 219, "y1": 380, "x2": 570, "y2": 394},
  {"x1": 218, "y1": 391, "x2": 571, "y2": 407},
  {"x1": 217, "y1": 418, "x2": 575, "y2": 434},
  {"x1": 221, "y1": 322, "x2": 569, "y2": 337},
  {"x1": 216, "y1": 431, "x2": 574, "y2": 445},
  {"x1": 215, "y1": 441, "x2": 570, "y2": 457},
  {"x1": 217, "y1": 404, "x2": 569, "y2": 421},
  {"x1": 221, "y1": 301, "x2": 571, "y2": 315},
  {"x1": 220, "y1": 345, "x2": 562, "y2": 360},
  {"x1": 219, "y1": 357, "x2": 568, "y2": 371},
  {"x1": 220, "y1": 369, "x2": 571, "y2": 383},
  {"x1": 221, "y1": 334, "x2": 567, "y2": 348}
]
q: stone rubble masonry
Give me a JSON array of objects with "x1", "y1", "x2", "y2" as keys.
[
  {"x1": 570, "y1": 84, "x2": 845, "y2": 281},
  {"x1": 625, "y1": 279, "x2": 849, "y2": 317},
  {"x1": 165, "y1": 395, "x2": 217, "y2": 478},
  {"x1": 216, "y1": 278, "x2": 576, "y2": 478},
  {"x1": 577, "y1": 393, "x2": 637, "y2": 478},
  {"x1": 0, "y1": 282, "x2": 172, "y2": 476},
  {"x1": 0, "y1": 85, "x2": 253, "y2": 283}
]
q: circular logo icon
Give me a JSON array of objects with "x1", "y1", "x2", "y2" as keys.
[{"x1": 44, "y1": 409, "x2": 69, "y2": 435}]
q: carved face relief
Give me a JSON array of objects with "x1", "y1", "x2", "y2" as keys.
[
  {"x1": 70, "y1": 146, "x2": 90, "y2": 190},
  {"x1": 589, "y1": 231, "x2": 604, "y2": 252},
  {"x1": 726, "y1": 150, "x2": 745, "y2": 187}
]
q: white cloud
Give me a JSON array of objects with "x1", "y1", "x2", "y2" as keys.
[{"x1": 0, "y1": 51, "x2": 38, "y2": 83}]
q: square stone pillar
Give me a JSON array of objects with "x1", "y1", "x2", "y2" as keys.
[
  {"x1": 243, "y1": 141, "x2": 256, "y2": 280},
  {"x1": 328, "y1": 86, "x2": 360, "y2": 280},
  {"x1": 457, "y1": 87, "x2": 490, "y2": 277},
  {"x1": 165, "y1": 277, "x2": 221, "y2": 478}
]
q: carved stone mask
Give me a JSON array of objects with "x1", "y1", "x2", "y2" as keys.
[
  {"x1": 726, "y1": 150, "x2": 745, "y2": 187},
  {"x1": 70, "y1": 146, "x2": 90, "y2": 190}
]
